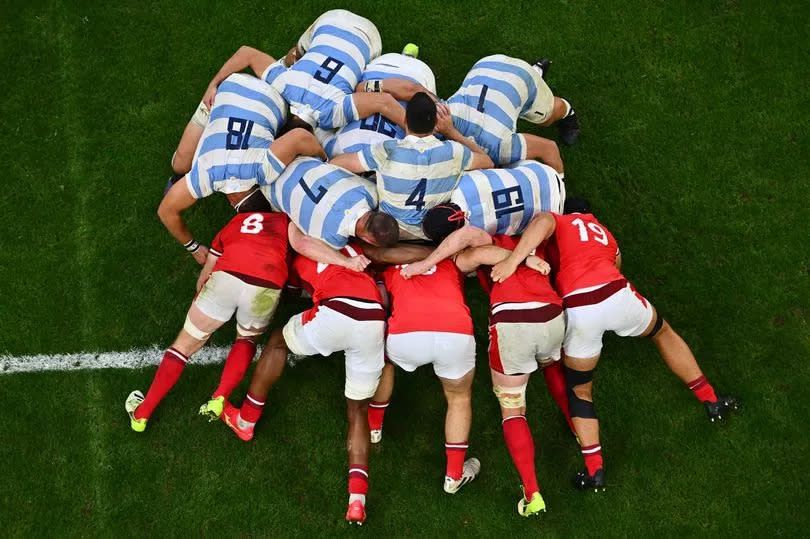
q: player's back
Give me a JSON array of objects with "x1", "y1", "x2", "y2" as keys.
[
  {"x1": 264, "y1": 156, "x2": 377, "y2": 249},
  {"x1": 188, "y1": 73, "x2": 288, "y2": 198},
  {"x1": 485, "y1": 235, "x2": 562, "y2": 307},
  {"x1": 382, "y1": 259, "x2": 473, "y2": 335},
  {"x1": 452, "y1": 160, "x2": 565, "y2": 236},
  {"x1": 320, "y1": 53, "x2": 437, "y2": 158},
  {"x1": 549, "y1": 213, "x2": 623, "y2": 296},
  {"x1": 210, "y1": 211, "x2": 290, "y2": 288},
  {"x1": 291, "y1": 245, "x2": 382, "y2": 306}
]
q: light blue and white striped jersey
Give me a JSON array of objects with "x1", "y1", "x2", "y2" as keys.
[
  {"x1": 319, "y1": 53, "x2": 437, "y2": 159},
  {"x1": 451, "y1": 160, "x2": 566, "y2": 236},
  {"x1": 447, "y1": 55, "x2": 547, "y2": 165},
  {"x1": 358, "y1": 136, "x2": 473, "y2": 239},
  {"x1": 263, "y1": 10, "x2": 382, "y2": 130},
  {"x1": 187, "y1": 73, "x2": 288, "y2": 199},
  {"x1": 263, "y1": 156, "x2": 378, "y2": 249}
]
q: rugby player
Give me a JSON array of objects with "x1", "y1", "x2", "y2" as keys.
[
  {"x1": 330, "y1": 92, "x2": 494, "y2": 239},
  {"x1": 379, "y1": 259, "x2": 481, "y2": 494},
  {"x1": 448, "y1": 54, "x2": 580, "y2": 152},
  {"x1": 262, "y1": 156, "x2": 399, "y2": 272},
  {"x1": 398, "y1": 158, "x2": 567, "y2": 278},
  {"x1": 454, "y1": 236, "x2": 572, "y2": 516},
  {"x1": 318, "y1": 48, "x2": 437, "y2": 158},
  {"x1": 490, "y1": 199, "x2": 739, "y2": 490},
  {"x1": 158, "y1": 73, "x2": 325, "y2": 265},
  {"x1": 125, "y1": 191, "x2": 288, "y2": 431},
  {"x1": 222, "y1": 245, "x2": 385, "y2": 525}
]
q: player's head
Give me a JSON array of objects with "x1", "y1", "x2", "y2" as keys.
[
  {"x1": 232, "y1": 188, "x2": 272, "y2": 213},
  {"x1": 277, "y1": 115, "x2": 315, "y2": 137},
  {"x1": 406, "y1": 92, "x2": 437, "y2": 135},
  {"x1": 357, "y1": 211, "x2": 399, "y2": 247},
  {"x1": 563, "y1": 197, "x2": 590, "y2": 215},
  {"x1": 422, "y1": 203, "x2": 467, "y2": 243}
]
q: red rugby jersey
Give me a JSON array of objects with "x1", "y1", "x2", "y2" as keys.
[
  {"x1": 548, "y1": 213, "x2": 623, "y2": 297},
  {"x1": 483, "y1": 235, "x2": 562, "y2": 307},
  {"x1": 210, "y1": 212, "x2": 289, "y2": 288},
  {"x1": 288, "y1": 244, "x2": 382, "y2": 305},
  {"x1": 382, "y1": 259, "x2": 473, "y2": 335}
]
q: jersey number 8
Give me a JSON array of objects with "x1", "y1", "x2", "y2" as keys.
[{"x1": 240, "y1": 213, "x2": 264, "y2": 234}]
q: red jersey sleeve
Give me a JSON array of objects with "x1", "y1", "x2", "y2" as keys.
[{"x1": 210, "y1": 230, "x2": 225, "y2": 257}]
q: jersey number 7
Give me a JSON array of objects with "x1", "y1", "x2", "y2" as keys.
[{"x1": 298, "y1": 178, "x2": 328, "y2": 203}]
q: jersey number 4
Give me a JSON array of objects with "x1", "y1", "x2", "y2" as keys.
[
  {"x1": 226, "y1": 117, "x2": 254, "y2": 150},
  {"x1": 571, "y1": 218, "x2": 609, "y2": 245},
  {"x1": 240, "y1": 213, "x2": 264, "y2": 234},
  {"x1": 405, "y1": 178, "x2": 427, "y2": 211}
]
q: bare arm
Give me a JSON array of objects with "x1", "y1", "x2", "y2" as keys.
[
  {"x1": 202, "y1": 46, "x2": 276, "y2": 108},
  {"x1": 400, "y1": 226, "x2": 492, "y2": 278},
  {"x1": 454, "y1": 245, "x2": 512, "y2": 274},
  {"x1": 196, "y1": 251, "x2": 218, "y2": 292},
  {"x1": 491, "y1": 212, "x2": 556, "y2": 282},
  {"x1": 270, "y1": 128, "x2": 326, "y2": 164},
  {"x1": 287, "y1": 222, "x2": 370, "y2": 272},
  {"x1": 352, "y1": 92, "x2": 408, "y2": 130},
  {"x1": 329, "y1": 152, "x2": 368, "y2": 174},
  {"x1": 355, "y1": 78, "x2": 433, "y2": 102},
  {"x1": 615, "y1": 249, "x2": 622, "y2": 270},
  {"x1": 157, "y1": 179, "x2": 209, "y2": 265},
  {"x1": 360, "y1": 241, "x2": 434, "y2": 265}
]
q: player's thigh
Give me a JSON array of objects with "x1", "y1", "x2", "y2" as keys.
[
  {"x1": 282, "y1": 307, "x2": 336, "y2": 357},
  {"x1": 606, "y1": 285, "x2": 655, "y2": 338},
  {"x1": 344, "y1": 320, "x2": 386, "y2": 400},
  {"x1": 192, "y1": 271, "x2": 241, "y2": 326},
  {"x1": 519, "y1": 76, "x2": 555, "y2": 125},
  {"x1": 235, "y1": 284, "x2": 282, "y2": 336},
  {"x1": 385, "y1": 332, "x2": 434, "y2": 373},
  {"x1": 496, "y1": 133, "x2": 528, "y2": 166},
  {"x1": 433, "y1": 333, "x2": 476, "y2": 380},
  {"x1": 563, "y1": 304, "x2": 610, "y2": 359},
  {"x1": 489, "y1": 322, "x2": 541, "y2": 376}
]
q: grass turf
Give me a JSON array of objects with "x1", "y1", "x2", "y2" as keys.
[{"x1": 1, "y1": 0, "x2": 809, "y2": 535}]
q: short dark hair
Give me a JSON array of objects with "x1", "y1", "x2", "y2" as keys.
[
  {"x1": 421, "y1": 203, "x2": 466, "y2": 243},
  {"x1": 236, "y1": 189, "x2": 273, "y2": 213},
  {"x1": 367, "y1": 211, "x2": 399, "y2": 247},
  {"x1": 563, "y1": 197, "x2": 590, "y2": 215},
  {"x1": 406, "y1": 92, "x2": 437, "y2": 134},
  {"x1": 277, "y1": 116, "x2": 314, "y2": 137}
]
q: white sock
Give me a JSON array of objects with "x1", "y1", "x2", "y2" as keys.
[
  {"x1": 237, "y1": 413, "x2": 255, "y2": 430},
  {"x1": 349, "y1": 493, "x2": 366, "y2": 505},
  {"x1": 531, "y1": 64, "x2": 544, "y2": 78},
  {"x1": 561, "y1": 98, "x2": 573, "y2": 118}
]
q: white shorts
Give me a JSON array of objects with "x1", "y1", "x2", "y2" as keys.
[
  {"x1": 488, "y1": 302, "x2": 565, "y2": 375},
  {"x1": 282, "y1": 298, "x2": 385, "y2": 400},
  {"x1": 194, "y1": 271, "x2": 281, "y2": 333},
  {"x1": 386, "y1": 332, "x2": 476, "y2": 380},
  {"x1": 563, "y1": 282, "x2": 654, "y2": 358},
  {"x1": 519, "y1": 74, "x2": 555, "y2": 125},
  {"x1": 297, "y1": 10, "x2": 383, "y2": 61}
]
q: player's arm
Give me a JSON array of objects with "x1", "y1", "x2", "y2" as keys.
[
  {"x1": 491, "y1": 212, "x2": 557, "y2": 283},
  {"x1": 329, "y1": 151, "x2": 368, "y2": 174},
  {"x1": 287, "y1": 222, "x2": 370, "y2": 272},
  {"x1": 270, "y1": 128, "x2": 327, "y2": 164},
  {"x1": 157, "y1": 179, "x2": 209, "y2": 265},
  {"x1": 615, "y1": 248, "x2": 622, "y2": 270},
  {"x1": 359, "y1": 241, "x2": 433, "y2": 265},
  {"x1": 355, "y1": 78, "x2": 436, "y2": 103},
  {"x1": 454, "y1": 245, "x2": 512, "y2": 273},
  {"x1": 196, "y1": 250, "x2": 219, "y2": 292},
  {"x1": 202, "y1": 46, "x2": 276, "y2": 108},
  {"x1": 435, "y1": 109, "x2": 493, "y2": 170},
  {"x1": 352, "y1": 92, "x2": 408, "y2": 130},
  {"x1": 400, "y1": 226, "x2": 492, "y2": 278}
]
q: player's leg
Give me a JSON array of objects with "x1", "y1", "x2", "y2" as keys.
[
  {"x1": 368, "y1": 361, "x2": 394, "y2": 443},
  {"x1": 345, "y1": 397, "x2": 371, "y2": 525},
  {"x1": 563, "y1": 353, "x2": 605, "y2": 490},
  {"x1": 201, "y1": 285, "x2": 281, "y2": 419},
  {"x1": 126, "y1": 303, "x2": 225, "y2": 431},
  {"x1": 537, "y1": 313, "x2": 576, "y2": 435},
  {"x1": 640, "y1": 306, "x2": 739, "y2": 421},
  {"x1": 521, "y1": 134, "x2": 564, "y2": 174}
]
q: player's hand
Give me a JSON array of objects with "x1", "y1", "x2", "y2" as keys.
[
  {"x1": 435, "y1": 108, "x2": 455, "y2": 136},
  {"x1": 491, "y1": 257, "x2": 519, "y2": 283},
  {"x1": 192, "y1": 245, "x2": 210, "y2": 266},
  {"x1": 525, "y1": 255, "x2": 550, "y2": 275},
  {"x1": 343, "y1": 255, "x2": 371, "y2": 272},
  {"x1": 196, "y1": 269, "x2": 212, "y2": 293},
  {"x1": 400, "y1": 260, "x2": 432, "y2": 279},
  {"x1": 202, "y1": 83, "x2": 217, "y2": 110}
]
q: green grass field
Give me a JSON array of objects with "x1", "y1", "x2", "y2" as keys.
[{"x1": 1, "y1": 0, "x2": 809, "y2": 536}]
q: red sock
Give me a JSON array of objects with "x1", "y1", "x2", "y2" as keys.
[
  {"x1": 687, "y1": 375, "x2": 718, "y2": 403},
  {"x1": 239, "y1": 391, "x2": 265, "y2": 424},
  {"x1": 212, "y1": 339, "x2": 256, "y2": 399},
  {"x1": 348, "y1": 464, "x2": 369, "y2": 495},
  {"x1": 367, "y1": 400, "x2": 389, "y2": 431},
  {"x1": 581, "y1": 444, "x2": 603, "y2": 476},
  {"x1": 502, "y1": 416, "x2": 540, "y2": 498},
  {"x1": 543, "y1": 361, "x2": 576, "y2": 434},
  {"x1": 134, "y1": 348, "x2": 187, "y2": 420},
  {"x1": 445, "y1": 441, "x2": 468, "y2": 480}
]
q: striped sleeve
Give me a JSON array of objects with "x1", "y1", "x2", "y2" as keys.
[
  {"x1": 459, "y1": 144, "x2": 474, "y2": 171},
  {"x1": 358, "y1": 141, "x2": 388, "y2": 171},
  {"x1": 261, "y1": 60, "x2": 287, "y2": 85}
]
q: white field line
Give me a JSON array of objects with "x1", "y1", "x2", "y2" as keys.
[{"x1": 0, "y1": 346, "x2": 250, "y2": 375}]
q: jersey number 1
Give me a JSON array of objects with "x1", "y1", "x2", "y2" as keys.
[
  {"x1": 571, "y1": 218, "x2": 609, "y2": 245},
  {"x1": 405, "y1": 178, "x2": 427, "y2": 211}
]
